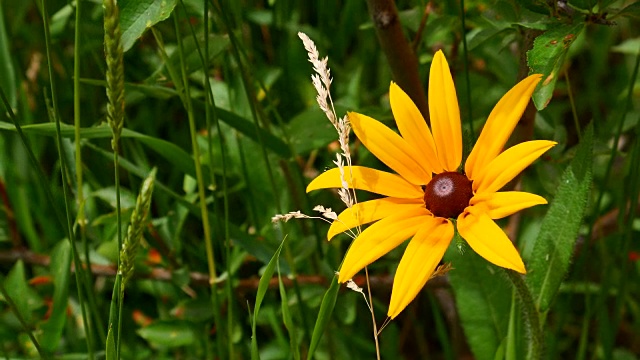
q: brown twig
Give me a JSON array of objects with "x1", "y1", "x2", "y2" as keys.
[
  {"x1": 0, "y1": 247, "x2": 448, "y2": 290},
  {"x1": 412, "y1": 1, "x2": 433, "y2": 52},
  {"x1": 366, "y1": 0, "x2": 430, "y2": 123}
]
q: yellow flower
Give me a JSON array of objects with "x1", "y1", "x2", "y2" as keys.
[{"x1": 307, "y1": 50, "x2": 556, "y2": 319}]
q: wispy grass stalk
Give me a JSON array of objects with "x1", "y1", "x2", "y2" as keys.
[
  {"x1": 102, "y1": 0, "x2": 126, "y2": 357},
  {"x1": 39, "y1": 1, "x2": 94, "y2": 357},
  {"x1": 171, "y1": 12, "x2": 225, "y2": 357}
]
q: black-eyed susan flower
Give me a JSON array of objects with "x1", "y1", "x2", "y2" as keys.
[{"x1": 306, "y1": 50, "x2": 556, "y2": 319}]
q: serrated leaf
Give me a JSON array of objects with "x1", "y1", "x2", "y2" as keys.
[
  {"x1": 307, "y1": 276, "x2": 339, "y2": 360},
  {"x1": 120, "y1": 0, "x2": 178, "y2": 52},
  {"x1": 527, "y1": 23, "x2": 584, "y2": 110},
  {"x1": 39, "y1": 241, "x2": 71, "y2": 352},
  {"x1": 526, "y1": 125, "x2": 593, "y2": 312},
  {"x1": 137, "y1": 320, "x2": 196, "y2": 347},
  {"x1": 446, "y1": 242, "x2": 512, "y2": 360}
]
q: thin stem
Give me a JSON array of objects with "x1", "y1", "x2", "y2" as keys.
[
  {"x1": 564, "y1": 68, "x2": 582, "y2": 140},
  {"x1": 180, "y1": 1, "x2": 232, "y2": 356},
  {"x1": 172, "y1": 13, "x2": 224, "y2": 357},
  {"x1": 213, "y1": 0, "x2": 312, "y2": 342},
  {"x1": 364, "y1": 266, "x2": 381, "y2": 360},
  {"x1": 74, "y1": 0, "x2": 107, "y2": 345},
  {"x1": 504, "y1": 270, "x2": 543, "y2": 360},
  {"x1": 40, "y1": 1, "x2": 94, "y2": 357},
  {"x1": 459, "y1": 0, "x2": 474, "y2": 140}
]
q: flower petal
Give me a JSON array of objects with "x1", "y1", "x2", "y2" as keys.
[
  {"x1": 470, "y1": 191, "x2": 547, "y2": 220},
  {"x1": 472, "y1": 140, "x2": 556, "y2": 194},
  {"x1": 429, "y1": 50, "x2": 462, "y2": 171},
  {"x1": 306, "y1": 166, "x2": 424, "y2": 199},
  {"x1": 390, "y1": 82, "x2": 442, "y2": 173},
  {"x1": 328, "y1": 197, "x2": 425, "y2": 240},
  {"x1": 465, "y1": 74, "x2": 542, "y2": 179},
  {"x1": 350, "y1": 112, "x2": 432, "y2": 185},
  {"x1": 457, "y1": 206, "x2": 526, "y2": 273},
  {"x1": 337, "y1": 207, "x2": 432, "y2": 282},
  {"x1": 387, "y1": 218, "x2": 453, "y2": 319}
]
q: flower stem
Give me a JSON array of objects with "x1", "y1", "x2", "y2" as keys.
[
  {"x1": 365, "y1": 266, "x2": 381, "y2": 360},
  {"x1": 504, "y1": 269, "x2": 543, "y2": 360}
]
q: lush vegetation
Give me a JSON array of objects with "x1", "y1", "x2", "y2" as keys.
[{"x1": 0, "y1": 0, "x2": 638, "y2": 359}]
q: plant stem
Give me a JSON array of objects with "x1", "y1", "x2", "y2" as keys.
[
  {"x1": 365, "y1": 267, "x2": 381, "y2": 360},
  {"x1": 505, "y1": 270, "x2": 543, "y2": 360},
  {"x1": 365, "y1": 0, "x2": 430, "y2": 122},
  {"x1": 172, "y1": 13, "x2": 225, "y2": 358},
  {"x1": 40, "y1": 1, "x2": 94, "y2": 357}
]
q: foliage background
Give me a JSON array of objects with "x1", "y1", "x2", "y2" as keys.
[{"x1": 0, "y1": 0, "x2": 639, "y2": 359}]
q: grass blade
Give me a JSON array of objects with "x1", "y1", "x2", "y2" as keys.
[
  {"x1": 251, "y1": 237, "x2": 287, "y2": 360},
  {"x1": 307, "y1": 276, "x2": 339, "y2": 360}
]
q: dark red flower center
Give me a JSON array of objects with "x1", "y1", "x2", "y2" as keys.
[{"x1": 423, "y1": 171, "x2": 473, "y2": 219}]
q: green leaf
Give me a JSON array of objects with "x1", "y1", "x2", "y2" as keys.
[
  {"x1": 251, "y1": 237, "x2": 287, "y2": 360},
  {"x1": 277, "y1": 261, "x2": 300, "y2": 360},
  {"x1": 527, "y1": 23, "x2": 584, "y2": 110},
  {"x1": 526, "y1": 125, "x2": 593, "y2": 312},
  {"x1": 0, "y1": 121, "x2": 203, "y2": 183},
  {"x1": 3, "y1": 261, "x2": 36, "y2": 324},
  {"x1": 307, "y1": 276, "x2": 340, "y2": 360},
  {"x1": 446, "y1": 240, "x2": 512, "y2": 360},
  {"x1": 119, "y1": 0, "x2": 178, "y2": 52},
  {"x1": 39, "y1": 241, "x2": 72, "y2": 352},
  {"x1": 136, "y1": 320, "x2": 196, "y2": 348},
  {"x1": 106, "y1": 325, "x2": 116, "y2": 360},
  {"x1": 613, "y1": 2, "x2": 640, "y2": 20},
  {"x1": 167, "y1": 33, "x2": 230, "y2": 75},
  {"x1": 287, "y1": 107, "x2": 347, "y2": 155},
  {"x1": 0, "y1": 4, "x2": 16, "y2": 109}
]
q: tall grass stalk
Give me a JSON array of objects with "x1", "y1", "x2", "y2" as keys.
[
  {"x1": 177, "y1": 0, "x2": 232, "y2": 356},
  {"x1": 74, "y1": 0, "x2": 107, "y2": 345},
  {"x1": 213, "y1": 0, "x2": 312, "y2": 342},
  {"x1": 171, "y1": 12, "x2": 225, "y2": 357},
  {"x1": 102, "y1": 0, "x2": 126, "y2": 356},
  {"x1": 39, "y1": 1, "x2": 94, "y2": 356}
]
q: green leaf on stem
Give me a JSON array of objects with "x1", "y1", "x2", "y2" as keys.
[
  {"x1": 527, "y1": 23, "x2": 584, "y2": 110},
  {"x1": 526, "y1": 125, "x2": 593, "y2": 312},
  {"x1": 120, "y1": 0, "x2": 178, "y2": 52}
]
